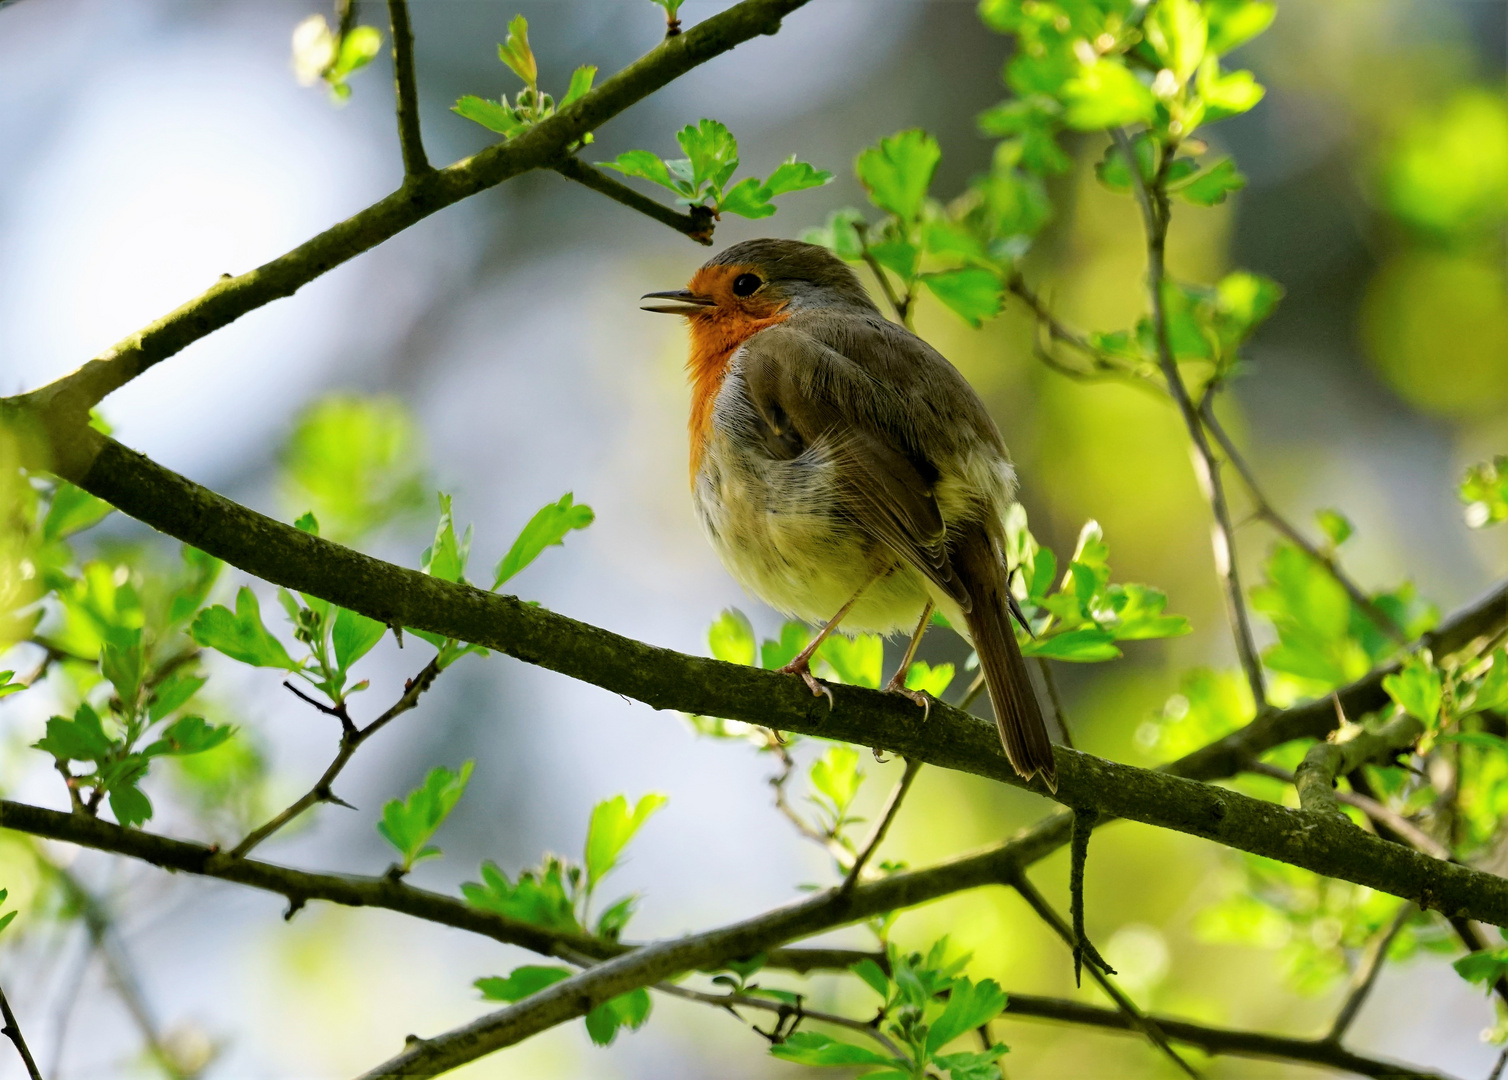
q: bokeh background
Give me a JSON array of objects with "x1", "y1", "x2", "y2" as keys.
[{"x1": 2, "y1": 0, "x2": 1508, "y2": 1077}]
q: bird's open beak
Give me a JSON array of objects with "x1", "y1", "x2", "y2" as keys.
[{"x1": 640, "y1": 289, "x2": 715, "y2": 315}]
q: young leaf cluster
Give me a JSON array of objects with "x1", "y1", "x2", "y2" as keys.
[
  {"x1": 602, "y1": 119, "x2": 832, "y2": 220},
  {"x1": 291, "y1": 13, "x2": 383, "y2": 103},
  {"x1": 378, "y1": 761, "x2": 475, "y2": 871},
  {"x1": 773, "y1": 940, "x2": 1008, "y2": 1079},
  {"x1": 468, "y1": 793, "x2": 666, "y2": 1044},
  {"x1": 454, "y1": 16, "x2": 598, "y2": 144}
]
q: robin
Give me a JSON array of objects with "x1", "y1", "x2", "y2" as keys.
[{"x1": 642, "y1": 238, "x2": 1056, "y2": 790}]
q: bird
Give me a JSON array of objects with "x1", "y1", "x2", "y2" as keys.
[{"x1": 642, "y1": 237, "x2": 1056, "y2": 791}]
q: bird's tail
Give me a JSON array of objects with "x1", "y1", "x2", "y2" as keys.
[{"x1": 954, "y1": 524, "x2": 1057, "y2": 791}]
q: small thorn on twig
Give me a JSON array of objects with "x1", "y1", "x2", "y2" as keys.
[
  {"x1": 283, "y1": 896, "x2": 306, "y2": 921},
  {"x1": 316, "y1": 785, "x2": 357, "y2": 811}
]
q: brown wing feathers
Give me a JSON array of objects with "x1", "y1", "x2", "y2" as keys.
[{"x1": 741, "y1": 321, "x2": 1055, "y2": 788}]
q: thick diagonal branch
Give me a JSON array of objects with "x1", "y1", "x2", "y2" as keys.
[{"x1": 22, "y1": 434, "x2": 1508, "y2": 927}]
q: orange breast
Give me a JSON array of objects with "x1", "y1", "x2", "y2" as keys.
[{"x1": 686, "y1": 307, "x2": 789, "y2": 483}]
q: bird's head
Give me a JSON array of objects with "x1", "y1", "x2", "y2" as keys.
[{"x1": 641, "y1": 238, "x2": 878, "y2": 322}]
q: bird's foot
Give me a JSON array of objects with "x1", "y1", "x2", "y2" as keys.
[
  {"x1": 778, "y1": 657, "x2": 834, "y2": 710},
  {"x1": 882, "y1": 675, "x2": 932, "y2": 721}
]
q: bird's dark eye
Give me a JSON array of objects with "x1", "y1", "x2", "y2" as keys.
[{"x1": 732, "y1": 273, "x2": 762, "y2": 297}]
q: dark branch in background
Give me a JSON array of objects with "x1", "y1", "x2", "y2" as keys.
[
  {"x1": 41, "y1": 436, "x2": 1508, "y2": 927},
  {"x1": 1009, "y1": 871, "x2": 1200, "y2": 1080},
  {"x1": 0, "y1": 982, "x2": 43, "y2": 1080},
  {"x1": 386, "y1": 0, "x2": 431, "y2": 178},
  {"x1": 49, "y1": 866, "x2": 192, "y2": 1079},
  {"x1": 1197, "y1": 398, "x2": 1408, "y2": 644},
  {"x1": 230, "y1": 656, "x2": 442, "y2": 858},
  {"x1": 551, "y1": 157, "x2": 714, "y2": 243},
  {"x1": 840, "y1": 757, "x2": 921, "y2": 893},
  {"x1": 12, "y1": 0, "x2": 810, "y2": 432},
  {"x1": 1110, "y1": 128, "x2": 1267, "y2": 713},
  {"x1": 1000, "y1": 994, "x2": 1459, "y2": 1080},
  {"x1": 1326, "y1": 904, "x2": 1413, "y2": 1045}
]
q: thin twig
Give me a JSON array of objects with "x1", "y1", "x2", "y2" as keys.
[
  {"x1": 385, "y1": 0, "x2": 431, "y2": 178},
  {"x1": 1325, "y1": 903, "x2": 1413, "y2": 1044},
  {"x1": 853, "y1": 222, "x2": 909, "y2": 325},
  {"x1": 653, "y1": 981, "x2": 909, "y2": 1061},
  {"x1": 1111, "y1": 126, "x2": 1267, "y2": 714},
  {"x1": 230, "y1": 656, "x2": 442, "y2": 857},
  {"x1": 1198, "y1": 398, "x2": 1407, "y2": 644},
  {"x1": 49, "y1": 865, "x2": 193, "y2": 1079},
  {"x1": 551, "y1": 157, "x2": 714, "y2": 243},
  {"x1": 0, "y1": 982, "x2": 43, "y2": 1080},
  {"x1": 1000, "y1": 992, "x2": 1460, "y2": 1080},
  {"x1": 1036, "y1": 658, "x2": 1074, "y2": 749},
  {"x1": 1009, "y1": 870, "x2": 1202, "y2": 1079},
  {"x1": 841, "y1": 758, "x2": 922, "y2": 893}
]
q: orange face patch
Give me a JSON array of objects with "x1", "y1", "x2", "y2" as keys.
[{"x1": 682, "y1": 264, "x2": 789, "y2": 482}]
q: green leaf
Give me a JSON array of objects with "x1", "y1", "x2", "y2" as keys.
[
  {"x1": 0, "y1": 911, "x2": 15, "y2": 937},
  {"x1": 1145, "y1": 0, "x2": 1207, "y2": 84},
  {"x1": 1470, "y1": 650, "x2": 1508, "y2": 714},
  {"x1": 921, "y1": 268, "x2": 1004, "y2": 327},
  {"x1": 330, "y1": 24, "x2": 382, "y2": 81},
  {"x1": 584, "y1": 792, "x2": 667, "y2": 891},
  {"x1": 191, "y1": 588, "x2": 301, "y2": 670},
  {"x1": 333, "y1": 606, "x2": 386, "y2": 672},
  {"x1": 1205, "y1": 0, "x2": 1277, "y2": 55},
  {"x1": 421, "y1": 493, "x2": 472, "y2": 585},
  {"x1": 43, "y1": 482, "x2": 113, "y2": 541},
  {"x1": 462, "y1": 858, "x2": 580, "y2": 932},
  {"x1": 599, "y1": 150, "x2": 680, "y2": 193},
  {"x1": 646, "y1": 0, "x2": 685, "y2": 16},
  {"x1": 770, "y1": 1031, "x2": 894, "y2": 1067},
  {"x1": 108, "y1": 780, "x2": 153, "y2": 829},
  {"x1": 676, "y1": 119, "x2": 740, "y2": 196},
  {"x1": 476, "y1": 965, "x2": 572, "y2": 1002},
  {"x1": 935, "y1": 1045, "x2": 1011, "y2": 1080},
  {"x1": 561, "y1": 65, "x2": 596, "y2": 109},
  {"x1": 1455, "y1": 946, "x2": 1508, "y2": 993},
  {"x1": 377, "y1": 761, "x2": 475, "y2": 870},
  {"x1": 1095, "y1": 133, "x2": 1157, "y2": 193},
  {"x1": 809, "y1": 744, "x2": 863, "y2": 815},
  {"x1": 101, "y1": 628, "x2": 145, "y2": 707},
  {"x1": 1462, "y1": 457, "x2": 1508, "y2": 529},
  {"x1": 1383, "y1": 657, "x2": 1443, "y2": 727},
  {"x1": 1198, "y1": 59, "x2": 1265, "y2": 122},
  {"x1": 817, "y1": 633, "x2": 883, "y2": 688},
  {"x1": 1316, "y1": 510, "x2": 1354, "y2": 548},
  {"x1": 856, "y1": 130, "x2": 940, "y2": 223},
  {"x1": 717, "y1": 177, "x2": 778, "y2": 219},
  {"x1": 867, "y1": 239, "x2": 920, "y2": 281},
  {"x1": 1062, "y1": 59, "x2": 1156, "y2": 130},
  {"x1": 0, "y1": 672, "x2": 23, "y2": 700},
  {"x1": 279, "y1": 396, "x2": 427, "y2": 543},
  {"x1": 453, "y1": 95, "x2": 527, "y2": 138},
  {"x1": 148, "y1": 672, "x2": 207, "y2": 723},
  {"x1": 800, "y1": 209, "x2": 867, "y2": 261},
  {"x1": 762, "y1": 158, "x2": 833, "y2": 198},
  {"x1": 492, "y1": 493, "x2": 595, "y2": 590},
  {"x1": 34, "y1": 703, "x2": 113, "y2": 762},
  {"x1": 851, "y1": 957, "x2": 890, "y2": 999},
  {"x1": 760, "y1": 621, "x2": 812, "y2": 670},
  {"x1": 594, "y1": 893, "x2": 639, "y2": 941},
  {"x1": 584, "y1": 987, "x2": 651, "y2": 1046},
  {"x1": 167, "y1": 547, "x2": 224, "y2": 628},
  {"x1": 497, "y1": 14, "x2": 537, "y2": 90},
  {"x1": 905, "y1": 660, "x2": 955, "y2": 697},
  {"x1": 927, "y1": 976, "x2": 1008, "y2": 1053},
  {"x1": 708, "y1": 609, "x2": 756, "y2": 666},
  {"x1": 144, "y1": 716, "x2": 234, "y2": 757},
  {"x1": 1174, "y1": 158, "x2": 1247, "y2": 206},
  {"x1": 1022, "y1": 627, "x2": 1120, "y2": 662}
]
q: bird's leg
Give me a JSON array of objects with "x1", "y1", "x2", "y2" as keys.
[
  {"x1": 882, "y1": 600, "x2": 934, "y2": 719},
  {"x1": 777, "y1": 581, "x2": 872, "y2": 709}
]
